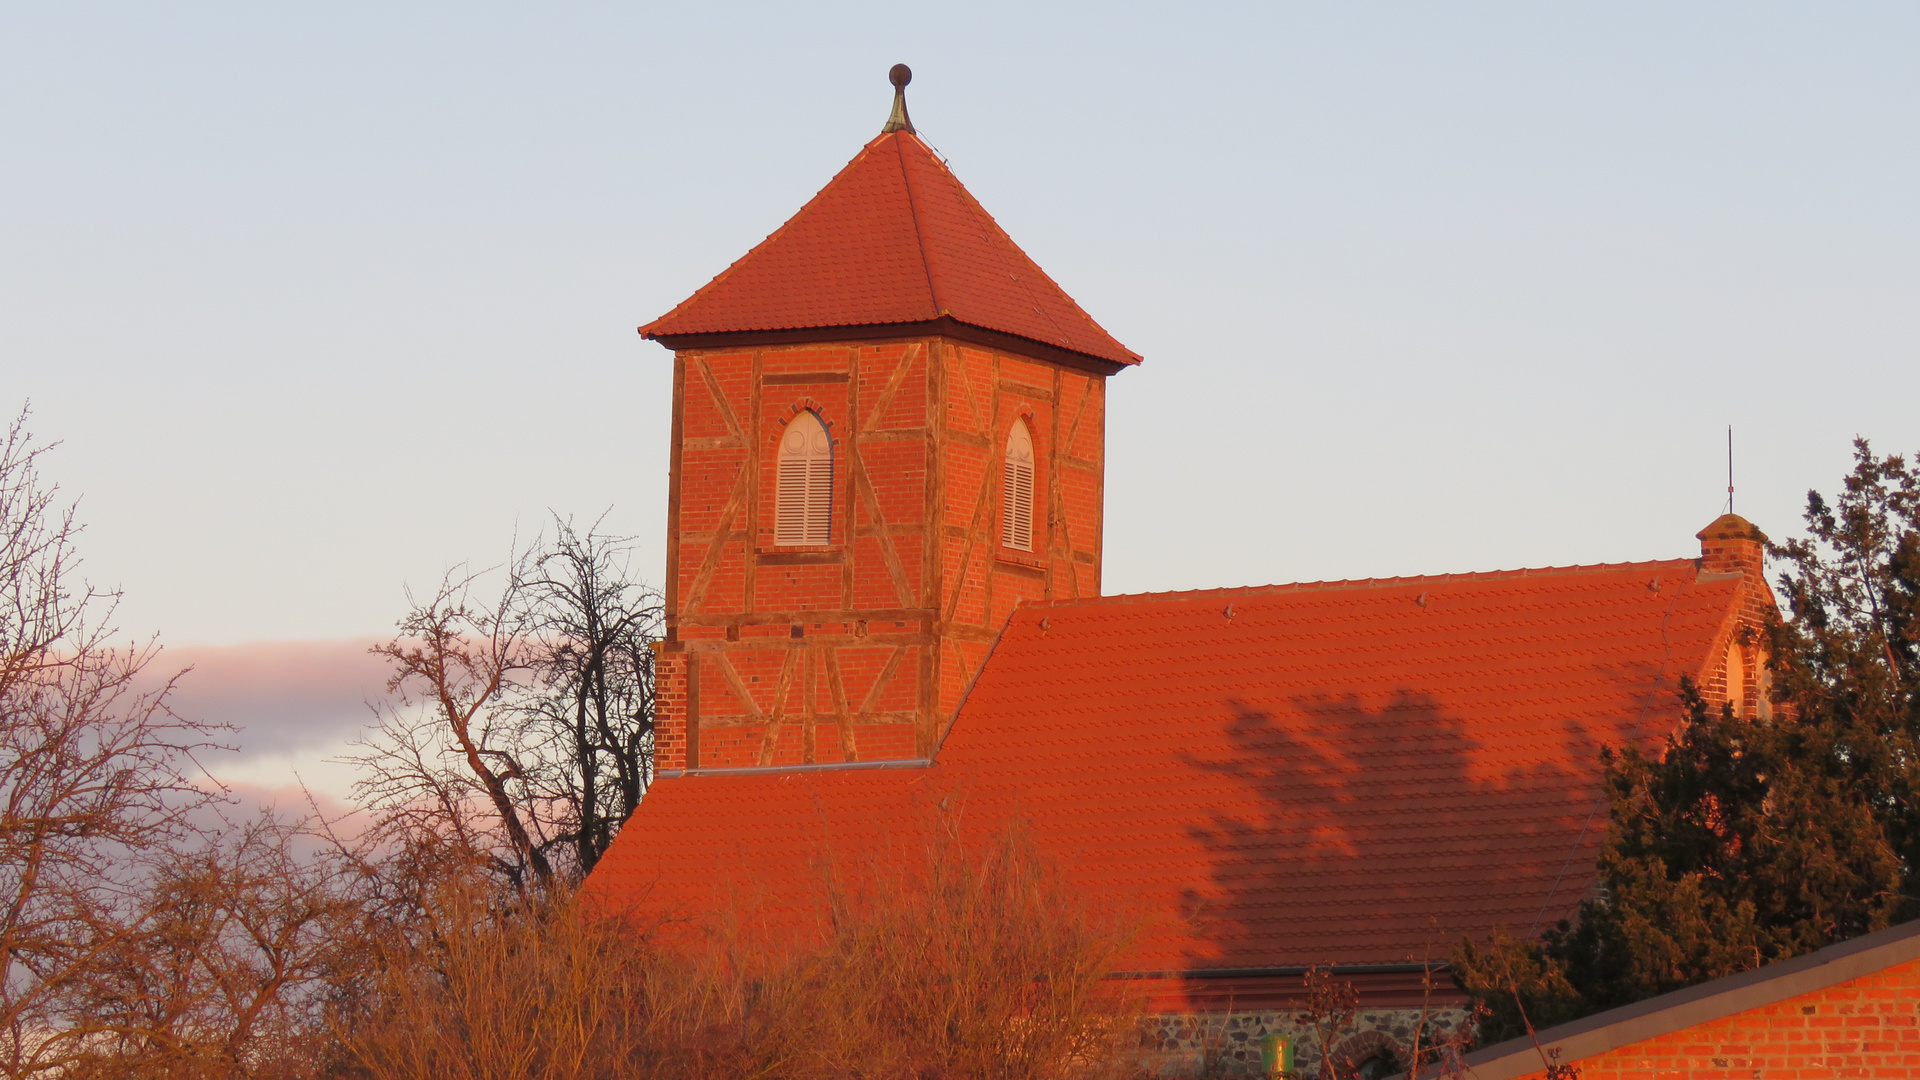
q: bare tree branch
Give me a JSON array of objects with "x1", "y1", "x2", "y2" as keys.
[{"x1": 0, "y1": 406, "x2": 227, "y2": 1077}]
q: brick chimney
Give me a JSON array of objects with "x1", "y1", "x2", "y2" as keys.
[{"x1": 1697, "y1": 513, "x2": 1766, "y2": 580}]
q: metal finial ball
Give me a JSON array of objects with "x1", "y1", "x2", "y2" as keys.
[{"x1": 889, "y1": 64, "x2": 912, "y2": 88}]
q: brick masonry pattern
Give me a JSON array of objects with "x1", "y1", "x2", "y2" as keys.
[{"x1": 1515, "y1": 957, "x2": 1920, "y2": 1080}]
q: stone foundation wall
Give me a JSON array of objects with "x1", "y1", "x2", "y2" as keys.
[{"x1": 1141, "y1": 1006, "x2": 1471, "y2": 1078}]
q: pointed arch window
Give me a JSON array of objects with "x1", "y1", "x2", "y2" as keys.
[
  {"x1": 776, "y1": 411, "x2": 833, "y2": 546},
  {"x1": 1726, "y1": 639, "x2": 1745, "y2": 717},
  {"x1": 1001, "y1": 419, "x2": 1035, "y2": 552}
]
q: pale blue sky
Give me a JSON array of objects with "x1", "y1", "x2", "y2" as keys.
[{"x1": 4, "y1": 2, "x2": 1917, "y2": 670}]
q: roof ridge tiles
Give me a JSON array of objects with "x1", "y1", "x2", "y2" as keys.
[
  {"x1": 1018, "y1": 558, "x2": 1703, "y2": 611},
  {"x1": 892, "y1": 132, "x2": 946, "y2": 319}
]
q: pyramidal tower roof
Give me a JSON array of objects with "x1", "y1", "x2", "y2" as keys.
[{"x1": 640, "y1": 77, "x2": 1140, "y2": 370}]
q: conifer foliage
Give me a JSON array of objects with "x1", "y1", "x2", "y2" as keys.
[
  {"x1": 1456, "y1": 441, "x2": 1920, "y2": 1042},
  {"x1": 1771, "y1": 441, "x2": 1920, "y2": 870}
]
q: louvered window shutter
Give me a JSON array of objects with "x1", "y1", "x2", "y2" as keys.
[
  {"x1": 776, "y1": 412, "x2": 833, "y2": 546},
  {"x1": 804, "y1": 454, "x2": 831, "y2": 545},
  {"x1": 1001, "y1": 420, "x2": 1035, "y2": 552}
]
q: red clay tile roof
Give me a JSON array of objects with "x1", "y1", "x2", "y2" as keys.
[
  {"x1": 589, "y1": 559, "x2": 1753, "y2": 974},
  {"x1": 638, "y1": 131, "x2": 1140, "y2": 368}
]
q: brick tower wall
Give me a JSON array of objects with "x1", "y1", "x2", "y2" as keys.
[
  {"x1": 1695, "y1": 513, "x2": 1779, "y2": 720},
  {"x1": 654, "y1": 334, "x2": 1107, "y2": 770}
]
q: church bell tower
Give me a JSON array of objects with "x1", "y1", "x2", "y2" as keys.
[{"x1": 642, "y1": 67, "x2": 1140, "y2": 770}]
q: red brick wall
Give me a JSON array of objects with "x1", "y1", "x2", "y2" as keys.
[
  {"x1": 655, "y1": 335, "x2": 1108, "y2": 770},
  {"x1": 1695, "y1": 515, "x2": 1779, "y2": 720},
  {"x1": 1507, "y1": 956, "x2": 1920, "y2": 1079}
]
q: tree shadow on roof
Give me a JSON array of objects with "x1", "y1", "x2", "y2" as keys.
[{"x1": 1177, "y1": 691, "x2": 1612, "y2": 971}]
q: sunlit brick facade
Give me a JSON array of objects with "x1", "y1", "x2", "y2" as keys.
[{"x1": 651, "y1": 336, "x2": 1111, "y2": 768}]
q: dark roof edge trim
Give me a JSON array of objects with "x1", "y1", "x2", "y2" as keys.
[
  {"x1": 657, "y1": 758, "x2": 934, "y2": 779},
  {"x1": 1110, "y1": 963, "x2": 1441, "y2": 981},
  {"x1": 644, "y1": 315, "x2": 1135, "y2": 376},
  {"x1": 1449, "y1": 919, "x2": 1920, "y2": 1080}
]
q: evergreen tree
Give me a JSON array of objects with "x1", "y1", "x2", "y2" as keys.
[
  {"x1": 1770, "y1": 441, "x2": 1920, "y2": 873},
  {"x1": 1455, "y1": 440, "x2": 1920, "y2": 1042}
]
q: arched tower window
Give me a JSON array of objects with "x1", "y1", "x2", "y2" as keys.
[
  {"x1": 1001, "y1": 419, "x2": 1035, "y2": 552},
  {"x1": 776, "y1": 411, "x2": 832, "y2": 546}
]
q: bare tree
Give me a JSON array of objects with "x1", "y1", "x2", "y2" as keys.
[
  {"x1": 0, "y1": 408, "x2": 224, "y2": 1077},
  {"x1": 502, "y1": 516, "x2": 660, "y2": 874},
  {"x1": 357, "y1": 573, "x2": 555, "y2": 887},
  {"x1": 354, "y1": 515, "x2": 660, "y2": 886}
]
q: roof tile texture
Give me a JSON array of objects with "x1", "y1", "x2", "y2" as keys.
[
  {"x1": 589, "y1": 560, "x2": 1751, "y2": 972},
  {"x1": 639, "y1": 132, "x2": 1140, "y2": 367}
]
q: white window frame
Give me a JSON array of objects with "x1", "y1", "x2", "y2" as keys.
[
  {"x1": 776, "y1": 411, "x2": 833, "y2": 547},
  {"x1": 1001, "y1": 419, "x2": 1035, "y2": 552}
]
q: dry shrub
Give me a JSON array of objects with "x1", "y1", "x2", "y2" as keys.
[
  {"x1": 342, "y1": 873, "x2": 668, "y2": 1080},
  {"x1": 344, "y1": 825, "x2": 1144, "y2": 1080},
  {"x1": 54, "y1": 814, "x2": 359, "y2": 1080},
  {"x1": 813, "y1": 826, "x2": 1141, "y2": 1079}
]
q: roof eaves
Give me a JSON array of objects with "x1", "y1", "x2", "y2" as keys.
[
  {"x1": 934, "y1": 313, "x2": 1138, "y2": 368},
  {"x1": 1450, "y1": 919, "x2": 1920, "y2": 1080},
  {"x1": 658, "y1": 758, "x2": 934, "y2": 779},
  {"x1": 645, "y1": 316, "x2": 1135, "y2": 374}
]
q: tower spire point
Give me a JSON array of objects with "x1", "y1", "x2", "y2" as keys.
[{"x1": 882, "y1": 63, "x2": 915, "y2": 135}]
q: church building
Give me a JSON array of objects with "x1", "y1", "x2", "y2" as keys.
[{"x1": 588, "y1": 68, "x2": 1778, "y2": 1076}]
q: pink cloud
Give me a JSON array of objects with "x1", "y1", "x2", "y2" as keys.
[{"x1": 148, "y1": 639, "x2": 395, "y2": 756}]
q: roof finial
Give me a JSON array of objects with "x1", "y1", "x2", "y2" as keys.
[{"x1": 882, "y1": 63, "x2": 915, "y2": 135}]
